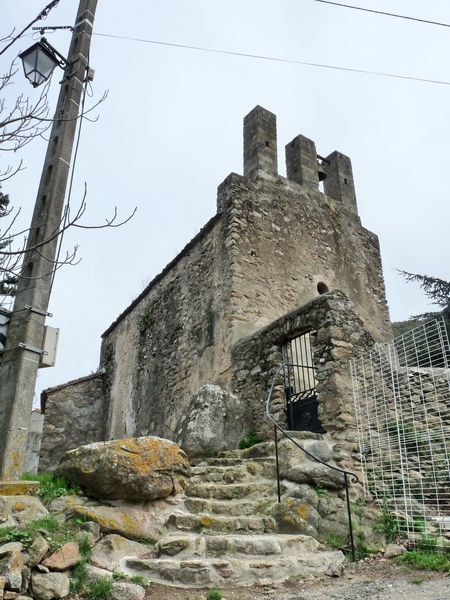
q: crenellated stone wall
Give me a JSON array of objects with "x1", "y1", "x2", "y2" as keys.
[{"x1": 39, "y1": 106, "x2": 392, "y2": 468}]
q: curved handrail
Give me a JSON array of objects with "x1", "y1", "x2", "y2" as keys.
[
  {"x1": 265, "y1": 362, "x2": 359, "y2": 560},
  {"x1": 266, "y1": 363, "x2": 359, "y2": 482}
]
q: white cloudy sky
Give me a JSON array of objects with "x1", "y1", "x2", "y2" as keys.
[{"x1": 2, "y1": 0, "x2": 449, "y2": 402}]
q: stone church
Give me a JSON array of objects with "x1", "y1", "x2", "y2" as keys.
[{"x1": 38, "y1": 106, "x2": 391, "y2": 470}]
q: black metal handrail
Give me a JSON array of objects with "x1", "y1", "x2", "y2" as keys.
[{"x1": 265, "y1": 362, "x2": 359, "y2": 561}]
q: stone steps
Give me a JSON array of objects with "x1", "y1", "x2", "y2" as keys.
[
  {"x1": 184, "y1": 496, "x2": 274, "y2": 516},
  {"x1": 185, "y1": 480, "x2": 275, "y2": 501},
  {"x1": 190, "y1": 461, "x2": 275, "y2": 482},
  {"x1": 122, "y1": 550, "x2": 345, "y2": 587},
  {"x1": 141, "y1": 447, "x2": 347, "y2": 588},
  {"x1": 156, "y1": 533, "x2": 320, "y2": 558},
  {"x1": 166, "y1": 511, "x2": 276, "y2": 534}
]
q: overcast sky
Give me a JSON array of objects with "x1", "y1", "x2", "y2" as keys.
[{"x1": 2, "y1": 0, "x2": 449, "y2": 403}]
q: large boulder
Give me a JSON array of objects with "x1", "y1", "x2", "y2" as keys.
[
  {"x1": 56, "y1": 436, "x2": 190, "y2": 501},
  {"x1": 176, "y1": 384, "x2": 251, "y2": 457},
  {"x1": 278, "y1": 438, "x2": 346, "y2": 489}
]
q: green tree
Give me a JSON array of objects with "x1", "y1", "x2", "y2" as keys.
[{"x1": 399, "y1": 271, "x2": 450, "y2": 321}]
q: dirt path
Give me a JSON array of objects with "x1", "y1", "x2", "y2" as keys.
[{"x1": 145, "y1": 558, "x2": 450, "y2": 599}]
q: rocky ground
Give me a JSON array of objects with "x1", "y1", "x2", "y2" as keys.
[{"x1": 145, "y1": 559, "x2": 450, "y2": 600}]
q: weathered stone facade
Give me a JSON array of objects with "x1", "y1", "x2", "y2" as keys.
[
  {"x1": 231, "y1": 291, "x2": 374, "y2": 444},
  {"x1": 38, "y1": 106, "x2": 391, "y2": 467},
  {"x1": 39, "y1": 371, "x2": 106, "y2": 471}
]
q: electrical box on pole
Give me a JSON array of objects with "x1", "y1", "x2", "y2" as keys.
[{"x1": 39, "y1": 326, "x2": 60, "y2": 368}]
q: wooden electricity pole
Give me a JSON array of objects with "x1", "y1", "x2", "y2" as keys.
[{"x1": 0, "y1": 0, "x2": 98, "y2": 479}]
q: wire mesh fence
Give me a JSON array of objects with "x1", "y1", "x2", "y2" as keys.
[{"x1": 351, "y1": 318, "x2": 450, "y2": 547}]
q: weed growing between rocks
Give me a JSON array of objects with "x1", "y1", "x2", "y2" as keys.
[
  {"x1": 207, "y1": 590, "x2": 223, "y2": 600},
  {"x1": 0, "y1": 515, "x2": 60, "y2": 547},
  {"x1": 113, "y1": 571, "x2": 149, "y2": 586},
  {"x1": 239, "y1": 430, "x2": 262, "y2": 449},
  {"x1": 22, "y1": 472, "x2": 80, "y2": 503},
  {"x1": 86, "y1": 576, "x2": 113, "y2": 600},
  {"x1": 324, "y1": 533, "x2": 346, "y2": 550}
]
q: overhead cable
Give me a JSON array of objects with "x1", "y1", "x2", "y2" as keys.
[
  {"x1": 93, "y1": 33, "x2": 450, "y2": 87},
  {"x1": 0, "y1": 0, "x2": 61, "y2": 56},
  {"x1": 312, "y1": 1, "x2": 450, "y2": 29}
]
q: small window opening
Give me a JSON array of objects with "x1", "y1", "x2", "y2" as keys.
[
  {"x1": 265, "y1": 141, "x2": 270, "y2": 147},
  {"x1": 51, "y1": 136, "x2": 58, "y2": 156},
  {"x1": 344, "y1": 177, "x2": 349, "y2": 184},
  {"x1": 39, "y1": 195, "x2": 47, "y2": 218},
  {"x1": 44, "y1": 165, "x2": 53, "y2": 186},
  {"x1": 317, "y1": 282, "x2": 329, "y2": 295}
]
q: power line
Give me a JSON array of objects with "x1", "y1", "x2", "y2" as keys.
[
  {"x1": 0, "y1": 0, "x2": 61, "y2": 56},
  {"x1": 93, "y1": 32, "x2": 450, "y2": 87},
  {"x1": 312, "y1": 1, "x2": 450, "y2": 29}
]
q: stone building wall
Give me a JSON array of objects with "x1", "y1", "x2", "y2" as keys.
[
  {"x1": 99, "y1": 216, "x2": 236, "y2": 441},
  {"x1": 231, "y1": 290, "x2": 374, "y2": 445},
  {"x1": 39, "y1": 371, "x2": 106, "y2": 471},
  {"x1": 40, "y1": 106, "x2": 392, "y2": 465}
]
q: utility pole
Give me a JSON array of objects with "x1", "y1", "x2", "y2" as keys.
[{"x1": 0, "y1": 0, "x2": 98, "y2": 479}]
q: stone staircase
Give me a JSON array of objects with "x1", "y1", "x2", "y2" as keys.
[{"x1": 122, "y1": 451, "x2": 346, "y2": 587}]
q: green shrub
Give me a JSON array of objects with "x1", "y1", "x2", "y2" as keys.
[
  {"x1": 22, "y1": 472, "x2": 79, "y2": 503},
  {"x1": 239, "y1": 430, "x2": 262, "y2": 449},
  {"x1": 207, "y1": 590, "x2": 223, "y2": 600},
  {"x1": 397, "y1": 550, "x2": 450, "y2": 572}
]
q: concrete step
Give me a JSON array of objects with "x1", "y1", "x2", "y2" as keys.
[
  {"x1": 123, "y1": 550, "x2": 345, "y2": 587},
  {"x1": 185, "y1": 496, "x2": 275, "y2": 516},
  {"x1": 185, "y1": 480, "x2": 275, "y2": 501},
  {"x1": 166, "y1": 512, "x2": 277, "y2": 535}
]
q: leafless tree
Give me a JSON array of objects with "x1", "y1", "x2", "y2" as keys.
[{"x1": 0, "y1": 53, "x2": 134, "y2": 307}]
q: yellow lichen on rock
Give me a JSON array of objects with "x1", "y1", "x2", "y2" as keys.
[{"x1": 56, "y1": 436, "x2": 190, "y2": 501}]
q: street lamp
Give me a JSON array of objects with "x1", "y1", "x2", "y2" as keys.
[
  {"x1": 19, "y1": 38, "x2": 67, "y2": 88},
  {"x1": 0, "y1": 0, "x2": 98, "y2": 482}
]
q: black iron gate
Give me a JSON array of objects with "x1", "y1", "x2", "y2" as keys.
[{"x1": 282, "y1": 333, "x2": 326, "y2": 433}]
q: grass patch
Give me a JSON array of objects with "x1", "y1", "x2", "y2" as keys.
[
  {"x1": 22, "y1": 472, "x2": 79, "y2": 503},
  {"x1": 86, "y1": 577, "x2": 113, "y2": 600},
  {"x1": 0, "y1": 515, "x2": 91, "y2": 555},
  {"x1": 0, "y1": 515, "x2": 61, "y2": 548},
  {"x1": 397, "y1": 550, "x2": 450, "y2": 572},
  {"x1": 112, "y1": 572, "x2": 148, "y2": 587},
  {"x1": 70, "y1": 560, "x2": 88, "y2": 594},
  {"x1": 129, "y1": 575, "x2": 148, "y2": 586},
  {"x1": 239, "y1": 430, "x2": 262, "y2": 450},
  {"x1": 207, "y1": 590, "x2": 223, "y2": 600},
  {"x1": 324, "y1": 533, "x2": 346, "y2": 550}
]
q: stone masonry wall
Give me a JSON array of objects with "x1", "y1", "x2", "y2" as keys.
[
  {"x1": 99, "y1": 216, "x2": 235, "y2": 441},
  {"x1": 41, "y1": 106, "x2": 391, "y2": 460},
  {"x1": 231, "y1": 291, "x2": 374, "y2": 446},
  {"x1": 39, "y1": 372, "x2": 106, "y2": 471},
  {"x1": 218, "y1": 172, "x2": 389, "y2": 347}
]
